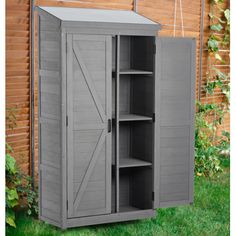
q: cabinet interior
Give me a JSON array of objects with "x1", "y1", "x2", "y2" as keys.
[{"x1": 112, "y1": 35, "x2": 155, "y2": 213}]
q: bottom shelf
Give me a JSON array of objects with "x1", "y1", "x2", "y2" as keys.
[
  {"x1": 119, "y1": 157, "x2": 152, "y2": 168},
  {"x1": 119, "y1": 205, "x2": 141, "y2": 212}
]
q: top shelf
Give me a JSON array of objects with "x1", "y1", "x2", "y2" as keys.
[{"x1": 119, "y1": 69, "x2": 153, "y2": 75}]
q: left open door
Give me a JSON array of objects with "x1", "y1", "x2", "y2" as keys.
[{"x1": 66, "y1": 34, "x2": 112, "y2": 218}]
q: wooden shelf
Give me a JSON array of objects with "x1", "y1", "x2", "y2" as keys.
[
  {"x1": 119, "y1": 205, "x2": 140, "y2": 212},
  {"x1": 119, "y1": 157, "x2": 152, "y2": 168},
  {"x1": 119, "y1": 114, "x2": 152, "y2": 122},
  {"x1": 119, "y1": 69, "x2": 153, "y2": 75}
]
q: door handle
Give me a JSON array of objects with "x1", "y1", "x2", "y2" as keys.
[{"x1": 108, "y1": 119, "x2": 111, "y2": 133}]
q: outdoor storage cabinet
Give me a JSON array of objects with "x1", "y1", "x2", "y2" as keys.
[{"x1": 37, "y1": 6, "x2": 196, "y2": 229}]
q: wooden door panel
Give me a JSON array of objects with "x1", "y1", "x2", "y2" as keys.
[
  {"x1": 154, "y1": 38, "x2": 195, "y2": 208},
  {"x1": 67, "y1": 34, "x2": 112, "y2": 218}
]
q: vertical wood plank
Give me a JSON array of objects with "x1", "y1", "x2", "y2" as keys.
[
  {"x1": 66, "y1": 34, "x2": 74, "y2": 217},
  {"x1": 105, "y1": 36, "x2": 112, "y2": 213},
  {"x1": 189, "y1": 39, "x2": 196, "y2": 203},
  {"x1": 60, "y1": 30, "x2": 67, "y2": 229},
  {"x1": 153, "y1": 36, "x2": 160, "y2": 208},
  {"x1": 115, "y1": 35, "x2": 120, "y2": 212}
]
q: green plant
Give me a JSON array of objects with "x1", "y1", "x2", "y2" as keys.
[
  {"x1": 6, "y1": 144, "x2": 39, "y2": 228},
  {"x1": 195, "y1": 102, "x2": 223, "y2": 176},
  {"x1": 195, "y1": 0, "x2": 230, "y2": 177},
  {"x1": 206, "y1": 1, "x2": 230, "y2": 103},
  {"x1": 17, "y1": 176, "x2": 39, "y2": 217},
  {"x1": 6, "y1": 107, "x2": 39, "y2": 228},
  {"x1": 6, "y1": 144, "x2": 19, "y2": 228}
]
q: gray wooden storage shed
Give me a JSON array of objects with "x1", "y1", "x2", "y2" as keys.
[{"x1": 36, "y1": 6, "x2": 196, "y2": 229}]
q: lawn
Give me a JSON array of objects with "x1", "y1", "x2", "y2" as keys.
[{"x1": 7, "y1": 169, "x2": 230, "y2": 236}]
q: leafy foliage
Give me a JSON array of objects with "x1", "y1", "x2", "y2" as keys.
[
  {"x1": 6, "y1": 144, "x2": 19, "y2": 228},
  {"x1": 207, "y1": 35, "x2": 219, "y2": 52},
  {"x1": 195, "y1": 0, "x2": 230, "y2": 177},
  {"x1": 195, "y1": 102, "x2": 230, "y2": 177},
  {"x1": 6, "y1": 107, "x2": 38, "y2": 228},
  {"x1": 6, "y1": 144, "x2": 39, "y2": 228},
  {"x1": 17, "y1": 176, "x2": 39, "y2": 217},
  {"x1": 210, "y1": 23, "x2": 223, "y2": 31}
]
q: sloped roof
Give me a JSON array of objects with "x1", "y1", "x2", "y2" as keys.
[{"x1": 39, "y1": 6, "x2": 159, "y2": 26}]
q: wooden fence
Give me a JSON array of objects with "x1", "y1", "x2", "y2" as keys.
[{"x1": 6, "y1": 0, "x2": 230, "y2": 177}]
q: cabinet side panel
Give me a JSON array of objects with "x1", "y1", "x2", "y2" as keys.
[{"x1": 38, "y1": 13, "x2": 62, "y2": 225}]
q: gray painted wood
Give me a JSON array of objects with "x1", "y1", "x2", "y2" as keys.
[
  {"x1": 60, "y1": 30, "x2": 67, "y2": 229},
  {"x1": 63, "y1": 26, "x2": 157, "y2": 36},
  {"x1": 37, "y1": 6, "x2": 195, "y2": 229},
  {"x1": 66, "y1": 209, "x2": 156, "y2": 228},
  {"x1": 115, "y1": 35, "x2": 120, "y2": 213},
  {"x1": 38, "y1": 6, "x2": 159, "y2": 26},
  {"x1": 37, "y1": 6, "x2": 160, "y2": 36},
  {"x1": 38, "y1": 13, "x2": 62, "y2": 226},
  {"x1": 154, "y1": 37, "x2": 196, "y2": 208},
  {"x1": 119, "y1": 168, "x2": 152, "y2": 210},
  {"x1": 67, "y1": 34, "x2": 112, "y2": 218},
  {"x1": 119, "y1": 157, "x2": 151, "y2": 168},
  {"x1": 119, "y1": 36, "x2": 155, "y2": 120}
]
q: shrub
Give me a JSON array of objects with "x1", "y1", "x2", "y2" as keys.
[
  {"x1": 6, "y1": 144, "x2": 20, "y2": 227},
  {"x1": 6, "y1": 143, "x2": 38, "y2": 228},
  {"x1": 195, "y1": 102, "x2": 230, "y2": 177}
]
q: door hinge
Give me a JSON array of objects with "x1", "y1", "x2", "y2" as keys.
[
  {"x1": 152, "y1": 113, "x2": 155, "y2": 122},
  {"x1": 66, "y1": 200, "x2": 68, "y2": 210},
  {"x1": 153, "y1": 44, "x2": 156, "y2": 54},
  {"x1": 66, "y1": 116, "x2": 68, "y2": 126},
  {"x1": 152, "y1": 191, "x2": 155, "y2": 201}
]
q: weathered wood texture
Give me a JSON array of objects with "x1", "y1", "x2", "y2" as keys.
[
  {"x1": 6, "y1": 0, "x2": 230, "y2": 176},
  {"x1": 6, "y1": 0, "x2": 31, "y2": 174},
  {"x1": 38, "y1": 13, "x2": 62, "y2": 223},
  {"x1": 67, "y1": 34, "x2": 112, "y2": 218}
]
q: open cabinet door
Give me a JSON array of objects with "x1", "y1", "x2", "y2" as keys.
[{"x1": 154, "y1": 38, "x2": 196, "y2": 208}]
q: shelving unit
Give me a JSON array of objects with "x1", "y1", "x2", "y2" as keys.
[{"x1": 112, "y1": 35, "x2": 155, "y2": 213}]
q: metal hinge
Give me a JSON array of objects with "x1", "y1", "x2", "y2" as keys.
[
  {"x1": 152, "y1": 191, "x2": 155, "y2": 201},
  {"x1": 152, "y1": 113, "x2": 155, "y2": 122},
  {"x1": 67, "y1": 200, "x2": 68, "y2": 210},
  {"x1": 66, "y1": 116, "x2": 68, "y2": 127},
  {"x1": 153, "y1": 44, "x2": 156, "y2": 54}
]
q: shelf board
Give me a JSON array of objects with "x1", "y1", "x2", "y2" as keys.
[
  {"x1": 119, "y1": 157, "x2": 152, "y2": 168},
  {"x1": 119, "y1": 114, "x2": 152, "y2": 122},
  {"x1": 119, "y1": 205, "x2": 141, "y2": 212},
  {"x1": 119, "y1": 69, "x2": 153, "y2": 75}
]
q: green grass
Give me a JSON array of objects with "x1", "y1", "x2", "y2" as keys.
[{"x1": 7, "y1": 170, "x2": 230, "y2": 236}]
